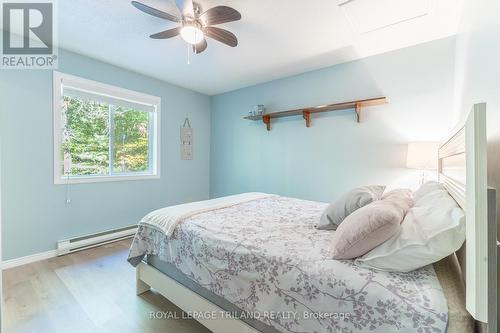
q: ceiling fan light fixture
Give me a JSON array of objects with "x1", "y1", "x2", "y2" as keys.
[{"x1": 180, "y1": 24, "x2": 204, "y2": 45}]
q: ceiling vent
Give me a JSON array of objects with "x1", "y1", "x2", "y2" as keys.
[{"x1": 338, "y1": 0, "x2": 431, "y2": 34}]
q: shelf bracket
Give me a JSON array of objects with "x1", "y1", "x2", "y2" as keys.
[
  {"x1": 355, "y1": 103, "x2": 362, "y2": 123},
  {"x1": 302, "y1": 110, "x2": 311, "y2": 127},
  {"x1": 262, "y1": 115, "x2": 271, "y2": 131}
]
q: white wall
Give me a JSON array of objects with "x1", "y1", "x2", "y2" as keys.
[
  {"x1": 454, "y1": 0, "x2": 500, "y2": 234},
  {"x1": 454, "y1": 1, "x2": 500, "y2": 329}
]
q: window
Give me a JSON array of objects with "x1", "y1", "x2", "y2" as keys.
[{"x1": 53, "y1": 72, "x2": 160, "y2": 184}]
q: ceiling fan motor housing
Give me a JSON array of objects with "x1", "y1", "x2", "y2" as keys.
[
  {"x1": 182, "y1": 17, "x2": 202, "y2": 28},
  {"x1": 192, "y1": 2, "x2": 202, "y2": 17}
]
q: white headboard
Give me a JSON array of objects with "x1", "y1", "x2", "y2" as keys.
[{"x1": 438, "y1": 103, "x2": 497, "y2": 332}]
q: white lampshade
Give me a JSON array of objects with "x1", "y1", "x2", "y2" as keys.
[{"x1": 406, "y1": 142, "x2": 440, "y2": 170}]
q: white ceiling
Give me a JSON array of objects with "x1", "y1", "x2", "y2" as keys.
[{"x1": 58, "y1": 0, "x2": 463, "y2": 95}]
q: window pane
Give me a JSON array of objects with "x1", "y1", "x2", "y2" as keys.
[
  {"x1": 61, "y1": 96, "x2": 110, "y2": 176},
  {"x1": 112, "y1": 107, "x2": 150, "y2": 174}
]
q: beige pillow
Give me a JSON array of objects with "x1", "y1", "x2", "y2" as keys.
[{"x1": 331, "y1": 189, "x2": 413, "y2": 260}]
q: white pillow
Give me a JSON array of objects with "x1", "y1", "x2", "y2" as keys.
[
  {"x1": 356, "y1": 189, "x2": 465, "y2": 272},
  {"x1": 412, "y1": 181, "x2": 444, "y2": 202}
]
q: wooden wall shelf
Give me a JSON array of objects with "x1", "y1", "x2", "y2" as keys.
[{"x1": 244, "y1": 97, "x2": 388, "y2": 131}]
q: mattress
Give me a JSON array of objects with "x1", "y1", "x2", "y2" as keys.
[{"x1": 128, "y1": 195, "x2": 450, "y2": 333}]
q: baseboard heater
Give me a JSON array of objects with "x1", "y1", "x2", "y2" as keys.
[{"x1": 57, "y1": 225, "x2": 138, "y2": 256}]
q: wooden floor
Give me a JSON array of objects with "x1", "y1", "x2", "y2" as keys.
[{"x1": 3, "y1": 240, "x2": 211, "y2": 333}]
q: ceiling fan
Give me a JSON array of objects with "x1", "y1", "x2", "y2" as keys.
[{"x1": 131, "y1": 0, "x2": 241, "y2": 54}]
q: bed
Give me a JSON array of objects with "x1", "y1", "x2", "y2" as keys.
[{"x1": 128, "y1": 103, "x2": 497, "y2": 333}]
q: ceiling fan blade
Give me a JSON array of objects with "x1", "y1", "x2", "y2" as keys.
[
  {"x1": 200, "y1": 6, "x2": 241, "y2": 26},
  {"x1": 204, "y1": 27, "x2": 238, "y2": 47},
  {"x1": 175, "y1": 0, "x2": 194, "y2": 18},
  {"x1": 131, "y1": 1, "x2": 180, "y2": 22},
  {"x1": 193, "y1": 39, "x2": 208, "y2": 54},
  {"x1": 149, "y1": 27, "x2": 181, "y2": 39}
]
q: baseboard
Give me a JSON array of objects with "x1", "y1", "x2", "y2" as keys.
[
  {"x1": 2, "y1": 250, "x2": 57, "y2": 270},
  {"x1": 57, "y1": 225, "x2": 137, "y2": 255},
  {"x1": 3, "y1": 224, "x2": 137, "y2": 270}
]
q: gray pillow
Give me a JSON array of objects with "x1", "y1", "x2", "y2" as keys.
[{"x1": 316, "y1": 185, "x2": 386, "y2": 230}]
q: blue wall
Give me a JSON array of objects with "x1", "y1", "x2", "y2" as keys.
[
  {"x1": 0, "y1": 37, "x2": 459, "y2": 260},
  {"x1": 210, "y1": 37, "x2": 457, "y2": 202},
  {"x1": 0, "y1": 49, "x2": 211, "y2": 260}
]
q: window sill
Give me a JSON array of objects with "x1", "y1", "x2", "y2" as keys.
[{"x1": 54, "y1": 173, "x2": 160, "y2": 185}]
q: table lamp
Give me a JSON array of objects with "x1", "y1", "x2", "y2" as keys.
[{"x1": 406, "y1": 142, "x2": 440, "y2": 184}]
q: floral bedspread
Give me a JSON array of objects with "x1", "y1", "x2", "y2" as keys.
[{"x1": 128, "y1": 196, "x2": 448, "y2": 333}]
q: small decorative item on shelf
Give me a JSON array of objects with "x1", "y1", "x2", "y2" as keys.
[{"x1": 254, "y1": 104, "x2": 265, "y2": 116}]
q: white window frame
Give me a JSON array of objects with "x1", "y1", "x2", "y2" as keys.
[{"x1": 53, "y1": 71, "x2": 161, "y2": 184}]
